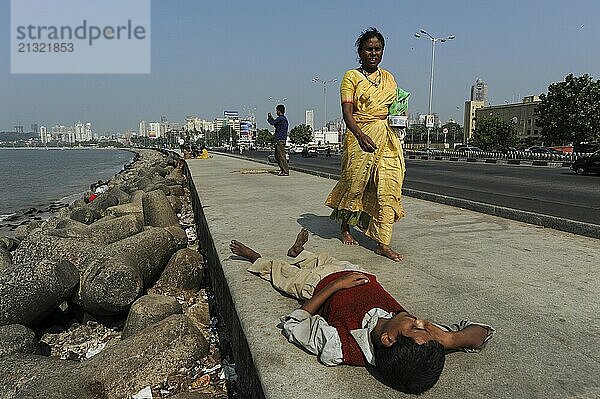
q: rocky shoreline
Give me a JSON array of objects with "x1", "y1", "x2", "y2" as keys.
[{"x1": 0, "y1": 149, "x2": 236, "y2": 399}]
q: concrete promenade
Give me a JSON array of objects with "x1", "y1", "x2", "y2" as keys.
[{"x1": 186, "y1": 153, "x2": 599, "y2": 399}]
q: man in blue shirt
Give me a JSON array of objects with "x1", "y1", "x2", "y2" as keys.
[{"x1": 267, "y1": 104, "x2": 289, "y2": 176}]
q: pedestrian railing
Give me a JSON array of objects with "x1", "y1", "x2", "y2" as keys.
[{"x1": 404, "y1": 149, "x2": 595, "y2": 163}]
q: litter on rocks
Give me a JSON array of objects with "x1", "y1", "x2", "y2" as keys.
[{"x1": 131, "y1": 386, "x2": 153, "y2": 399}]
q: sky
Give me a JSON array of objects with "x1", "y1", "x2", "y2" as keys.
[{"x1": 1, "y1": 0, "x2": 599, "y2": 134}]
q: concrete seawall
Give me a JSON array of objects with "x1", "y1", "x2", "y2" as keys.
[{"x1": 184, "y1": 161, "x2": 265, "y2": 398}]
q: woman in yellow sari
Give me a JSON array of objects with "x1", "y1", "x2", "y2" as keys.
[{"x1": 325, "y1": 28, "x2": 406, "y2": 262}]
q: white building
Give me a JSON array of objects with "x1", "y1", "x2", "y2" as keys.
[
  {"x1": 185, "y1": 116, "x2": 214, "y2": 133},
  {"x1": 147, "y1": 122, "x2": 161, "y2": 138},
  {"x1": 85, "y1": 122, "x2": 92, "y2": 140},
  {"x1": 313, "y1": 128, "x2": 340, "y2": 145},
  {"x1": 305, "y1": 110, "x2": 314, "y2": 132},
  {"x1": 75, "y1": 122, "x2": 85, "y2": 141},
  {"x1": 214, "y1": 117, "x2": 240, "y2": 136},
  {"x1": 40, "y1": 126, "x2": 48, "y2": 143},
  {"x1": 139, "y1": 121, "x2": 148, "y2": 137},
  {"x1": 471, "y1": 78, "x2": 488, "y2": 105}
]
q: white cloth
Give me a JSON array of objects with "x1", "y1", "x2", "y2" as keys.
[{"x1": 280, "y1": 307, "x2": 393, "y2": 366}]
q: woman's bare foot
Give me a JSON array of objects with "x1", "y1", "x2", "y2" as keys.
[
  {"x1": 287, "y1": 228, "x2": 309, "y2": 257},
  {"x1": 375, "y1": 243, "x2": 403, "y2": 262},
  {"x1": 341, "y1": 222, "x2": 358, "y2": 245},
  {"x1": 229, "y1": 240, "x2": 261, "y2": 262}
]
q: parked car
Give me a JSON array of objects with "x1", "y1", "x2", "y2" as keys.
[
  {"x1": 490, "y1": 146, "x2": 517, "y2": 154},
  {"x1": 301, "y1": 146, "x2": 318, "y2": 158},
  {"x1": 525, "y1": 146, "x2": 563, "y2": 155},
  {"x1": 571, "y1": 150, "x2": 600, "y2": 175},
  {"x1": 267, "y1": 152, "x2": 290, "y2": 163},
  {"x1": 524, "y1": 146, "x2": 544, "y2": 152},
  {"x1": 456, "y1": 146, "x2": 482, "y2": 153}
]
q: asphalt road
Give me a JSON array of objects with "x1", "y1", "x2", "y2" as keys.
[{"x1": 238, "y1": 150, "x2": 600, "y2": 225}]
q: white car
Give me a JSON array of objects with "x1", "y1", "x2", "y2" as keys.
[{"x1": 291, "y1": 146, "x2": 305, "y2": 154}]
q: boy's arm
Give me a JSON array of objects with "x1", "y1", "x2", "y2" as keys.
[
  {"x1": 300, "y1": 272, "x2": 370, "y2": 315},
  {"x1": 426, "y1": 320, "x2": 495, "y2": 351},
  {"x1": 280, "y1": 272, "x2": 370, "y2": 366},
  {"x1": 267, "y1": 115, "x2": 276, "y2": 125}
]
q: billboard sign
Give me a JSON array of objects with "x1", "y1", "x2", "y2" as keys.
[{"x1": 425, "y1": 114, "x2": 435, "y2": 128}]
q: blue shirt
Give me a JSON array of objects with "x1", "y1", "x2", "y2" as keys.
[{"x1": 268, "y1": 114, "x2": 289, "y2": 141}]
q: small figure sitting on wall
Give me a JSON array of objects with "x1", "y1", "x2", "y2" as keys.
[{"x1": 229, "y1": 229, "x2": 495, "y2": 394}]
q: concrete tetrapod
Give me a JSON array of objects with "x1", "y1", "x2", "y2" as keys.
[
  {"x1": 69, "y1": 206, "x2": 102, "y2": 225},
  {"x1": 88, "y1": 314, "x2": 209, "y2": 398},
  {"x1": 157, "y1": 248, "x2": 204, "y2": 291},
  {"x1": 50, "y1": 214, "x2": 143, "y2": 244},
  {"x1": 0, "y1": 354, "x2": 103, "y2": 399},
  {"x1": 121, "y1": 294, "x2": 183, "y2": 339},
  {"x1": 79, "y1": 227, "x2": 179, "y2": 315},
  {"x1": 0, "y1": 259, "x2": 79, "y2": 326},
  {"x1": 0, "y1": 247, "x2": 12, "y2": 270},
  {"x1": 0, "y1": 324, "x2": 39, "y2": 356},
  {"x1": 142, "y1": 189, "x2": 179, "y2": 227},
  {"x1": 12, "y1": 229, "x2": 102, "y2": 273}
]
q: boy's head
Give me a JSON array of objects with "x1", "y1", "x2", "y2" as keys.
[
  {"x1": 276, "y1": 104, "x2": 285, "y2": 115},
  {"x1": 374, "y1": 312, "x2": 446, "y2": 394}
]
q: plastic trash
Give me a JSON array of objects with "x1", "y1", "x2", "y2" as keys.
[{"x1": 131, "y1": 386, "x2": 153, "y2": 399}]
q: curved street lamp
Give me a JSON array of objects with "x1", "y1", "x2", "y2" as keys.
[
  {"x1": 414, "y1": 29, "x2": 455, "y2": 147},
  {"x1": 312, "y1": 77, "x2": 338, "y2": 129},
  {"x1": 268, "y1": 96, "x2": 288, "y2": 104}
]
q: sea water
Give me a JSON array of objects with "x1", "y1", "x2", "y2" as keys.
[{"x1": 0, "y1": 148, "x2": 134, "y2": 220}]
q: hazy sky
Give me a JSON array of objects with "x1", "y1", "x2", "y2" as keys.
[{"x1": 1, "y1": 0, "x2": 599, "y2": 133}]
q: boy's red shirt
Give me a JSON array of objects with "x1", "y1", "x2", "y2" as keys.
[{"x1": 314, "y1": 271, "x2": 405, "y2": 366}]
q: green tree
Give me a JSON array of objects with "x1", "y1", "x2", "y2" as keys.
[
  {"x1": 471, "y1": 117, "x2": 517, "y2": 150},
  {"x1": 407, "y1": 124, "x2": 427, "y2": 144},
  {"x1": 289, "y1": 124, "x2": 313, "y2": 145},
  {"x1": 536, "y1": 73, "x2": 600, "y2": 146},
  {"x1": 218, "y1": 125, "x2": 238, "y2": 146},
  {"x1": 255, "y1": 129, "x2": 273, "y2": 147}
]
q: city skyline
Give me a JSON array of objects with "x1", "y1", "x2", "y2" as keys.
[{"x1": 1, "y1": 0, "x2": 599, "y2": 134}]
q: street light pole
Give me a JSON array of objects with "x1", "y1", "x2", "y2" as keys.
[
  {"x1": 312, "y1": 77, "x2": 338, "y2": 130},
  {"x1": 415, "y1": 29, "x2": 455, "y2": 148}
]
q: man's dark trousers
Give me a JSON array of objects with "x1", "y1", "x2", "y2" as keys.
[{"x1": 275, "y1": 140, "x2": 289, "y2": 175}]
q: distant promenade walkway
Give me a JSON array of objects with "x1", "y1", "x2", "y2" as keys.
[{"x1": 186, "y1": 153, "x2": 600, "y2": 399}]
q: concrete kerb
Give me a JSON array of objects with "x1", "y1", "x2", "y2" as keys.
[
  {"x1": 402, "y1": 189, "x2": 600, "y2": 239},
  {"x1": 217, "y1": 151, "x2": 600, "y2": 240}
]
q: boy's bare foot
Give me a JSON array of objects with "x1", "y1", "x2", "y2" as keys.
[
  {"x1": 229, "y1": 240, "x2": 261, "y2": 262},
  {"x1": 287, "y1": 228, "x2": 309, "y2": 257},
  {"x1": 375, "y1": 243, "x2": 403, "y2": 262},
  {"x1": 341, "y1": 222, "x2": 358, "y2": 245}
]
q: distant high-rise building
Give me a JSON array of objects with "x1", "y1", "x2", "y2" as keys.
[
  {"x1": 139, "y1": 121, "x2": 148, "y2": 137},
  {"x1": 160, "y1": 115, "x2": 168, "y2": 123},
  {"x1": 463, "y1": 100, "x2": 485, "y2": 143},
  {"x1": 85, "y1": 122, "x2": 92, "y2": 140},
  {"x1": 148, "y1": 122, "x2": 161, "y2": 138},
  {"x1": 40, "y1": 126, "x2": 48, "y2": 143},
  {"x1": 471, "y1": 79, "x2": 488, "y2": 105},
  {"x1": 305, "y1": 110, "x2": 314, "y2": 132},
  {"x1": 31, "y1": 123, "x2": 38, "y2": 134}
]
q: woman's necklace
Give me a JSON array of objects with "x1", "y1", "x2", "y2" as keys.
[{"x1": 359, "y1": 67, "x2": 381, "y2": 87}]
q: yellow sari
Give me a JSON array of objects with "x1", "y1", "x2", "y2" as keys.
[{"x1": 325, "y1": 68, "x2": 406, "y2": 245}]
